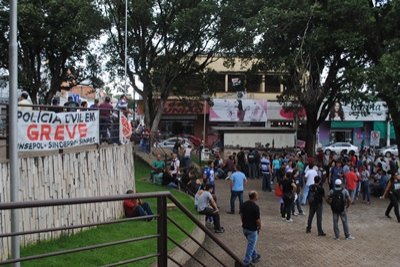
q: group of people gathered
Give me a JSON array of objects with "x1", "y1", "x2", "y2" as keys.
[{"x1": 125, "y1": 145, "x2": 400, "y2": 267}]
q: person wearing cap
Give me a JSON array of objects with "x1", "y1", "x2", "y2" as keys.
[
  {"x1": 18, "y1": 92, "x2": 32, "y2": 111},
  {"x1": 327, "y1": 179, "x2": 355, "y2": 240}
]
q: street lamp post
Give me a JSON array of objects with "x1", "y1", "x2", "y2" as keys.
[{"x1": 9, "y1": 1, "x2": 21, "y2": 266}]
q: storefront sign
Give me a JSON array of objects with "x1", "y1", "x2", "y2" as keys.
[
  {"x1": 327, "y1": 101, "x2": 387, "y2": 121},
  {"x1": 209, "y1": 99, "x2": 268, "y2": 122},
  {"x1": 17, "y1": 110, "x2": 99, "y2": 151}
]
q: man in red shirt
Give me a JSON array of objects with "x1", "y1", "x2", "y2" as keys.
[
  {"x1": 99, "y1": 96, "x2": 114, "y2": 143},
  {"x1": 123, "y1": 190, "x2": 154, "y2": 220},
  {"x1": 345, "y1": 166, "x2": 358, "y2": 204}
]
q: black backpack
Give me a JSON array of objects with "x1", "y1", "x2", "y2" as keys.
[
  {"x1": 308, "y1": 185, "x2": 317, "y2": 206},
  {"x1": 330, "y1": 190, "x2": 345, "y2": 213}
]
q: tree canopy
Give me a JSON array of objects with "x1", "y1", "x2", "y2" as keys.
[
  {"x1": 102, "y1": 0, "x2": 227, "y2": 132},
  {"x1": 231, "y1": 0, "x2": 373, "y2": 155},
  {"x1": 0, "y1": 0, "x2": 106, "y2": 103}
]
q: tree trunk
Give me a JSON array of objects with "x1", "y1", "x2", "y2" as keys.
[
  {"x1": 304, "y1": 107, "x2": 319, "y2": 158},
  {"x1": 385, "y1": 99, "x2": 400, "y2": 157}
]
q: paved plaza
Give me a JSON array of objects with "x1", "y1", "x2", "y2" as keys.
[{"x1": 187, "y1": 178, "x2": 400, "y2": 267}]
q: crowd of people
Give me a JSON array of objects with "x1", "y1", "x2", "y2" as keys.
[{"x1": 126, "y1": 144, "x2": 400, "y2": 266}]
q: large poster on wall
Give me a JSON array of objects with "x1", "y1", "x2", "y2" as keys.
[
  {"x1": 209, "y1": 98, "x2": 268, "y2": 122},
  {"x1": 17, "y1": 110, "x2": 99, "y2": 151},
  {"x1": 327, "y1": 101, "x2": 388, "y2": 121}
]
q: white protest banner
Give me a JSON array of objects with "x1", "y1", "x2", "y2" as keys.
[{"x1": 17, "y1": 110, "x2": 99, "y2": 151}]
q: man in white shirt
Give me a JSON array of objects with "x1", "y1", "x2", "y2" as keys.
[{"x1": 302, "y1": 163, "x2": 318, "y2": 205}]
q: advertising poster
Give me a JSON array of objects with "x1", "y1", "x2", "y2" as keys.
[
  {"x1": 210, "y1": 99, "x2": 268, "y2": 122},
  {"x1": 327, "y1": 101, "x2": 387, "y2": 121},
  {"x1": 17, "y1": 110, "x2": 99, "y2": 151}
]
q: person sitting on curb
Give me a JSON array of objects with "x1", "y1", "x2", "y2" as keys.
[
  {"x1": 195, "y1": 184, "x2": 225, "y2": 233},
  {"x1": 123, "y1": 190, "x2": 153, "y2": 221},
  {"x1": 151, "y1": 154, "x2": 165, "y2": 184}
]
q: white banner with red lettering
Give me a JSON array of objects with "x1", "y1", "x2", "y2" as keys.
[{"x1": 17, "y1": 110, "x2": 99, "y2": 151}]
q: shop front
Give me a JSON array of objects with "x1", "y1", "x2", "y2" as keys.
[{"x1": 318, "y1": 101, "x2": 392, "y2": 148}]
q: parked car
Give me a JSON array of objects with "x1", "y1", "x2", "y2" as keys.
[
  {"x1": 378, "y1": 145, "x2": 398, "y2": 157},
  {"x1": 153, "y1": 137, "x2": 193, "y2": 149},
  {"x1": 323, "y1": 142, "x2": 359, "y2": 155}
]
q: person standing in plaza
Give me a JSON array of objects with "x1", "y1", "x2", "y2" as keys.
[
  {"x1": 327, "y1": 179, "x2": 355, "y2": 240},
  {"x1": 227, "y1": 165, "x2": 248, "y2": 214},
  {"x1": 280, "y1": 172, "x2": 296, "y2": 222},
  {"x1": 306, "y1": 176, "x2": 326, "y2": 236},
  {"x1": 247, "y1": 149, "x2": 257, "y2": 179},
  {"x1": 260, "y1": 153, "x2": 272, "y2": 192},
  {"x1": 237, "y1": 147, "x2": 247, "y2": 176},
  {"x1": 381, "y1": 171, "x2": 400, "y2": 222},
  {"x1": 241, "y1": 191, "x2": 261, "y2": 267},
  {"x1": 272, "y1": 154, "x2": 281, "y2": 183},
  {"x1": 345, "y1": 166, "x2": 358, "y2": 203},
  {"x1": 302, "y1": 163, "x2": 318, "y2": 205}
]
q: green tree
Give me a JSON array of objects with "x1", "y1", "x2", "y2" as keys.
[
  {"x1": 102, "y1": 0, "x2": 225, "y2": 133},
  {"x1": 0, "y1": 0, "x2": 106, "y2": 103},
  {"x1": 363, "y1": 0, "x2": 400, "y2": 151},
  {"x1": 245, "y1": 0, "x2": 371, "y2": 155}
]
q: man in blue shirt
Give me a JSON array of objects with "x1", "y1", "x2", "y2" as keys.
[{"x1": 227, "y1": 165, "x2": 248, "y2": 214}]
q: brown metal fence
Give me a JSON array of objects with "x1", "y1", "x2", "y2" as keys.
[{"x1": 0, "y1": 192, "x2": 243, "y2": 266}]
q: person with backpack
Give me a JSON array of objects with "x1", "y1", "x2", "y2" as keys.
[
  {"x1": 381, "y1": 172, "x2": 400, "y2": 222},
  {"x1": 327, "y1": 179, "x2": 355, "y2": 240},
  {"x1": 306, "y1": 176, "x2": 326, "y2": 236}
]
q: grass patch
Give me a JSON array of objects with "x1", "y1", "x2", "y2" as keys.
[{"x1": 14, "y1": 156, "x2": 197, "y2": 267}]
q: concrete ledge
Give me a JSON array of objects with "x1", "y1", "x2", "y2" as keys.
[
  {"x1": 167, "y1": 226, "x2": 206, "y2": 267},
  {"x1": 151, "y1": 225, "x2": 206, "y2": 267}
]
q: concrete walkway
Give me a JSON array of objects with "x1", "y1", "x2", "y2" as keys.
[{"x1": 186, "y1": 178, "x2": 400, "y2": 267}]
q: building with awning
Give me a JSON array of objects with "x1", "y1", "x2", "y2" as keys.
[{"x1": 318, "y1": 101, "x2": 393, "y2": 148}]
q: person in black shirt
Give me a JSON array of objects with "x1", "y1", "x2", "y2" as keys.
[
  {"x1": 280, "y1": 172, "x2": 296, "y2": 222},
  {"x1": 237, "y1": 147, "x2": 247, "y2": 176},
  {"x1": 381, "y1": 172, "x2": 400, "y2": 222},
  {"x1": 306, "y1": 176, "x2": 326, "y2": 236},
  {"x1": 241, "y1": 191, "x2": 261, "y2": 266}
]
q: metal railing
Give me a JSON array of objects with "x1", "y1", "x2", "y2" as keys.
[{"x1": 0, "y1": 191, "x2": 243, "y2": 266}]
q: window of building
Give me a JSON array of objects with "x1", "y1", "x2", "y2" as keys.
[
  {"x1": 265, "y1": 75, "x2": 281, "y2": 93},
  {"x1": 246, "y1": 74, "x2": 262, "y2": 93}
]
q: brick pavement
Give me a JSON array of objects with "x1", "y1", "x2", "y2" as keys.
[{"x1": 186, "y1": 178, "x2": 400, "y2": 267}]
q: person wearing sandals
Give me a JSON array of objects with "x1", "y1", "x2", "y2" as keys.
[{"x1": 196, "y1": 184, "x2": 225, "y2": 233}]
